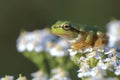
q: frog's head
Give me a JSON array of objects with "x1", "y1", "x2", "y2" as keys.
[{"x1": 51, "y1": 20, "x2": 80, "y2": 40}]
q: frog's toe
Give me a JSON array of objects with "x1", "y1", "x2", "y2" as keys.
[
  {"x1": 94, "y1": 38, "x2": 104, "y2": 50},
  {"x1": 94, "y1": 32, "x2": 108, "y2": 50}
]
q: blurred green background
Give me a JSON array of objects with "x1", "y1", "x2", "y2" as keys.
[{"x1": 0, "y1": 0, "x2": 120, "y2": 78}]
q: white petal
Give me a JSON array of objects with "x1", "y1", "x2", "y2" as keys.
[
  {"x1": 77, "y1": 73, "x2": 83, "y2": 78},
  {"x1": 69, "y1": 51, "x2": 77, "y2": 56},
  {"x1": 26, "y1": 43, "x2": 34, "y2": 51}
]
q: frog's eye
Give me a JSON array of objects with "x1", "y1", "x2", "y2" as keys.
[{"x1": 62, "y1": 23, "x2": 71, "y2": 30}]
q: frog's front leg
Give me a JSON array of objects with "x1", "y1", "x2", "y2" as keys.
[
  {"x1": 94, "y1": 31, "x2": 108, "y2": 50},
  {"x1": 72, "y1": 31, "x2": 94, "y2": 50}
]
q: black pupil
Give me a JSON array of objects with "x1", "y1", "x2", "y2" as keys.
[
  {"x1": 65, "y1": 25, "x2": 69, "y2": 28},
  {"x1": 64, "y1": 24, "x2": 70, "y2": 29}
]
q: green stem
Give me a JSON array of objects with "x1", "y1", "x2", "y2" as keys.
[{"x1": 82, "y1": 77, "x2": 85, "y2": 80}]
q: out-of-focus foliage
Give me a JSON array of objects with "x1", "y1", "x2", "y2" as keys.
[{"x1": 16, "y1": 28, "x2": 77, "y2": 80}]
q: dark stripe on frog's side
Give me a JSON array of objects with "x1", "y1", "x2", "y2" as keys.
[{"x1": 69, "y1": 26, "x2": 85, "y2": 35}]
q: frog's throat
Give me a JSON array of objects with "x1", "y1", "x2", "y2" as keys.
[
  {"x1": 69, "y1": 34, "x2": 82, "y2": 43},
  {"x1": 55, "y1": 33, "x2": 78, "y2": 39}
]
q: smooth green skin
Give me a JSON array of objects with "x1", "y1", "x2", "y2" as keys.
[{"x1": 51, "y1": 20, "x2": 104, "y2": 43}]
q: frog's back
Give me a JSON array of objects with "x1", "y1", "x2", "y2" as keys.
[{"x1": 75, "y1": 24, "x2": 106, "y2": 33}]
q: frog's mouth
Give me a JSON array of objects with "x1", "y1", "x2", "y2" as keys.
[{"x1": 54, "y1": 32, "x2": 77, "y2": 40}]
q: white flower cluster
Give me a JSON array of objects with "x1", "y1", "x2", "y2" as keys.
[
  {"x1": 16, "y1": 75, "x2": 27, "y2": 80},
  {"x1": 17, "y1": 28, "x2": 56, "y2": 52},
  {"x1": 69, "y1": 48, "x2": 120, "y2": 79},
  {"x1": 68, "y1": 47, "x2": 93, "y2": 56},
  {"x1": 31, "y1": 70, "x2": 48, "y2": 80},
  {"x1": 107, "y1": 20, "x2": 120, "y2": 48},
  {"x1": 85, "y1": 73, "x2": 119, "y2": 80},
  {"x1": 0, "y1": 76, "x2": 14, "y2": 80},
  {"x1": 49, "y1": 67, "x2": 71, "y2": 80},
  {"x1": 16, "y1": 28, "x2": 70, "y2": 57},
  {"x1": 47, "y1": 39, "x2": 70, "y2": 57},
  {"x1": 0, "y1": 75, "x2": 27, "y2": 80},
  {"x1": 0, "y1": 69, "x2": 71, "y2": 80}
]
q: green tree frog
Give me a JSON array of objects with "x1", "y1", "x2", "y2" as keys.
[{"x1": 51, "y1": 21, "x2": 108, "y2": 50}]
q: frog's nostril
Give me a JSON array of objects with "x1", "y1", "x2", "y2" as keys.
[
  {"x1": 52, "y1": 26, "x2": 55, "y2": 28},
  {"x1": 52, "y1": 26, "x2": 60, "y2": 28}
]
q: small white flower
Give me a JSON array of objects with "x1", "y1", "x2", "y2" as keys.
[
  {"x1": 115, "y1": 70, "x2": 120, "y2": 75},
  {"x1": 48, "y1": 39, "x2": 69, "y2": 57},
  {"x1": 87, "y1": 51, "x2": 102, "y2": 60},
  {"x1": 49, "y1": 45, "x2": 68, "y2": 57},
  {"x1": 31, "y1": 70, "x2": 48, "y2": 80},
  {"x1": 105, "y1": 48, "x2": 116, "y2": 55},
  {"x1": 16, "y1": 74, "x2": 27, "y2": 80},
  {"x1": 0, "y1": 75, "x2": 14, "y2": 80},
  {"x1": 26, "y1": 43, "x2": 34, "y2": 51},
  {"x1": 57, "y1": 39, "x2": 70, "y2": 48},
  {"x1": 77, "y1": 70, "x2": 91, "y2": 78},
  {"x1": 114, "y1": 65, "x2": 120, "y2": 75},
  {"x1": 84, "y1": 47, "x2": 93, "y2": 53},
  {"x1": 101, "y1": 64, "x2": 107, "y2": 70},
  {"x1": 77, "y1": 61, "x2": 90, "y2": 78},
  {"x1": 94, "y1": 52, "x2": 102, "y2": 60},
  {"x1": 79, "y1": 56, "x2": 88, "y2": 62},
  {"x1": 87, "y1": 51, "x2": 95, "y2": 59},
  {"x1": 90, "y1": 68, "x2": 97, "y2": 77},
  {"x1": 83, "y1": 72, "x2": 91, "y2": 77},
  {"x1": 97, "y1": 60, "x2": 107, "y2": 70},
  {"x1": 50, "y1": 67, "x2": 71, "y2": 80},
  {"x1": 77, "y1": 72, "x2": 83, "y2": 78},
  {"x1": 68, "y1": 49, "x2": 77, "y2": 56},
  {"x1": 103, "y1": 58, "x2": 111, "y2": 62},
  {"x1": 107, "y1": 20, "x2": 120, "y2": 47},
  {"x1": 96, "y1": 48, "x2": 104, "y2": 52}
]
